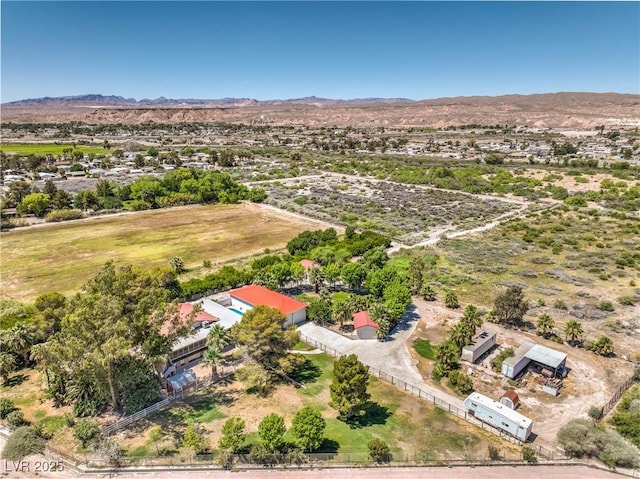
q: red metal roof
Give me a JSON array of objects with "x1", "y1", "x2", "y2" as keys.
[
  {"x1": 352, "y1": 311, "x2": 378, "y2": 329},
  {"x1": 230, "y1": 285, "x2": 307, "y2": 315},
  {"x1": 501, "y1": 390, "x2": 520, "y2": 404}
]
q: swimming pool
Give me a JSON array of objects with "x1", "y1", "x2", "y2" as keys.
[{"x1": 229, "y1": 307, "x2": 244, "y2": 315}]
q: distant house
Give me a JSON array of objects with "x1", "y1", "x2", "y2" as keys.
[
  {"x1": 229, "y1": 284, "x2": 307, "y2": 328},
  {"x1": 352, "y1": 311, "x2": 378, "y2": 340}
]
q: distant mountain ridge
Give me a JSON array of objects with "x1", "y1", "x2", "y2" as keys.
[
  {"x1": 4, "y1": 93, "x2": 415, "y2": 107},
  {"x1": 3, "y1": 92, "x2": 638, "y2": 128}
]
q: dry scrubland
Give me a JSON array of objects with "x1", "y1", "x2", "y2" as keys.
[
  {"x1": 261, "y1": 174, "x2": 523, "y2": 244},
  {"x1": 0, "y1": 203, "x2": 323, "y2": 301}
]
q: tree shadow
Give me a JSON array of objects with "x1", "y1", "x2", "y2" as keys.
[
  {"x1": 347, "y1": 402, "x2": 391, "y2": 429},
  {"x1": 290, "y1": 359, "x2": 321, "y2": 385},
  {"x1": 316, "y1": 438, "x2": 340, "y2": 454},
  {"x1": 3, "y1": 373, "x2": 27, "y2": 388}
]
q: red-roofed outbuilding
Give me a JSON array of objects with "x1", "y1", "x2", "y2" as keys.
[
  {"x1": 229, "y1": 284, "x2": 307, "y2": 327},
  {"x1": 352, "y1": 311, "x2": 378, "y2": 340}
]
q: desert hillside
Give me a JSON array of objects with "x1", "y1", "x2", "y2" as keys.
[{"x1": 2, "y1": 92, "x2": 639, "y2": 128}]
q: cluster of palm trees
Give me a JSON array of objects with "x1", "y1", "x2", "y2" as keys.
[
  {"x1": 0, "y1": 323, "x2": 40, "y2": 383},
  {"x1": 434, "y1": 305, "x2": 482, "y2": 377}
]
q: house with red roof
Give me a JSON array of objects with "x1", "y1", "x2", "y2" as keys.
[
  {"x1": 229, "y1": 284, "x2": 307, "y2": 328},
  {"x1": 352, "y1": 311, "x2": 378, "y2": 340}
]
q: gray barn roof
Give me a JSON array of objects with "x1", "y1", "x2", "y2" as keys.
[{"x1": 526, "y1": 344, "x2": 567, "y2": 369}]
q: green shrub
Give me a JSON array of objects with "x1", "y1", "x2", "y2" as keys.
[
  {"x1": 618, "y1": 296, "x2": 635, "y2": 306},
  {"x1": 6, "y1": 410, "x2": 28, "y2": 429},
  {"x1": 1, "y1": 426, "x2": 45, "y2": 460},
  {"x1": 598, "y1": 301, "x2": 615, "y2": 312},
  {"x1": 45, "y1": 209, "x2": 84, "y2": 222},
  {"x1": 491, "y1": 348, "x2": 514, "y2": 372},
  {"x1": 522, "y1": 446, "x2": 537, "y2": 463},
  {"x1": 367, "y1": 438, "x2": 391, "y2": 463},
  {"x1": 447, "y1": 370, "x2": 474, "y2": 395},
  {"x1": 0, "y1": 397, "x2": 16, "y2": 419},
  {"x1": 73, "y1": 419, "x2": 100, "y2": 448},
  {"x1": 413, "y1": 339, "x2": 435, "y2": 360}
]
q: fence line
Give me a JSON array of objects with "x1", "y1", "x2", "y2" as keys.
[
  {"x1": 298, "y1": 333, "x2": 563, "y2": 460},
  {"x1": 102, "y1": 361, "x2": 243, "y2": 436},
  {"x1": 600, "y1": 371, "x2": 639, "y2": 418}
]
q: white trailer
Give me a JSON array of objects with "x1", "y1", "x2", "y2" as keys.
[{"x1": 464, "y1": 392, "x2": 533, "y2": 441}]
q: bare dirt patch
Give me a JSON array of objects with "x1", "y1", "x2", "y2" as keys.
[{"x1": 408, "y1": 301, "x2": 635, "y2": 447}]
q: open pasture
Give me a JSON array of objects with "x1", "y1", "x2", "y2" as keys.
[
  {"x1": 0, "y1": 203, "x2": 322, "y2": 301},
  {"x1": 0, "y1": 143, "x2": 110, "y2": 156}
]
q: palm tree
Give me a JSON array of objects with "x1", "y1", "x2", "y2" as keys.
[
  {"x1": 536, "y1": 313, "x2": 555, "y2": 338},
  {"x1": 369, "y1": 303, "x2": 392, "y2": 340},
  {"x1": 450, "y1": 322, "x2": 473, "y2": 350},
  {"x1": 309, "y1": 267, "x2": 325, "y2": 294},
  {"x1": 460, "y1": 305, "x2": 482, "y2": 335},
  {"x1": 0, "y1": 352, "x2": 17, "y2": 384},
  {"x1": 332, "y1": 300, "x2": 353, "y2": 329},
  {"x1": 564, "y1": 319, "x2": 584, "y2": 346},
  {"x1": 434, "y1": 341, "x2": 460, "y2": 376},
  {"x1": 6, "y1": 324, "x2": 38, "y2": 364},
  {"x1": 29, "y1": 342, "x2": 54, "y2": 387},
  {"x1": 591, "y1": 336, "x2": 614, "y2": 356},
  {"x1": 207, "y1": 324, "x2": 231, "y2": 352},
  {"x1": 202, "y1": 347, "x2": 224, "y2": 380}
]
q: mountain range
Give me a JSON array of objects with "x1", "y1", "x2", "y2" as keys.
[
  {"x1": 2, "y1": 92, "x2": 639, "y2": 128},
  {"x1": 4, "y1": 94, "x2": 414, "y2": 107}
]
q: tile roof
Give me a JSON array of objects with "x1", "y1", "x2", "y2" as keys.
[{"x1": 230, "y1": 285, "x2": 306, "y2": 315}]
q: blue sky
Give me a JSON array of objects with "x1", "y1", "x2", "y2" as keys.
[{"x1": 1, "y1": 2, "x2": 639, "y2": 102}]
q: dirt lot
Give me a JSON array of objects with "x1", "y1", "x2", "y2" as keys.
[{"x1": 409, "y1": 300, "x2": 636, "y2": 447}]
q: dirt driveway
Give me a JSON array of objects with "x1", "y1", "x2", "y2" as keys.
[{"x1": 297, "y1": 304, "x2": 466, "y2": 411}]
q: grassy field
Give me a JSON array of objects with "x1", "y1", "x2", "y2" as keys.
[
  {"x1": 0, "y1": 203, "x2": 322, "y2": 301},
  {"x1": 113, "y1": 353, "x2": 515, "y2": 462},
  {"x1": 0, "y1": 143, "x2": 110, "y2": 155}
]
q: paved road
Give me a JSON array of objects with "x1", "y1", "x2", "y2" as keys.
[{"x1": 297, "y1": 305, "x2": 466, "y2": 411}]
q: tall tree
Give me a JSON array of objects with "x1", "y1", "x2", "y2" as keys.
[
  {"x1": 231, "y1": 305, "x2": 302, "y2": 384},
  {"x1": 218, "y1": 417, "x2": 246, "y2": 453},
  {"x1": 494, "y1": 286, "x2": 528, "y2": 326},
  {"x1": 43, "y1": 262, "x2": 188, "y2": 414},
  {"x1": 329, "y1": 354, "x2": 370, "y2": 421},
  {"x1": 434, "y1": 341, "x2": 460, "y2": 377},
  {"x1": 207, "y1": 324, "x2": 231, "y2": 351},
  {"x1": 408, "y1": 257, "x2": 425, "y2": 295}
]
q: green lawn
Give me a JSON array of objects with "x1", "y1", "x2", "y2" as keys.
[
  {"x1": 129, "y1": 353, "x2": 513, "y2": 461},
  {"x1": 413, "y1": 339, "x2": 436, "y2": 360},
  {"x1": 0, "y1": 143, "x2": 110, "y2": 156}
]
